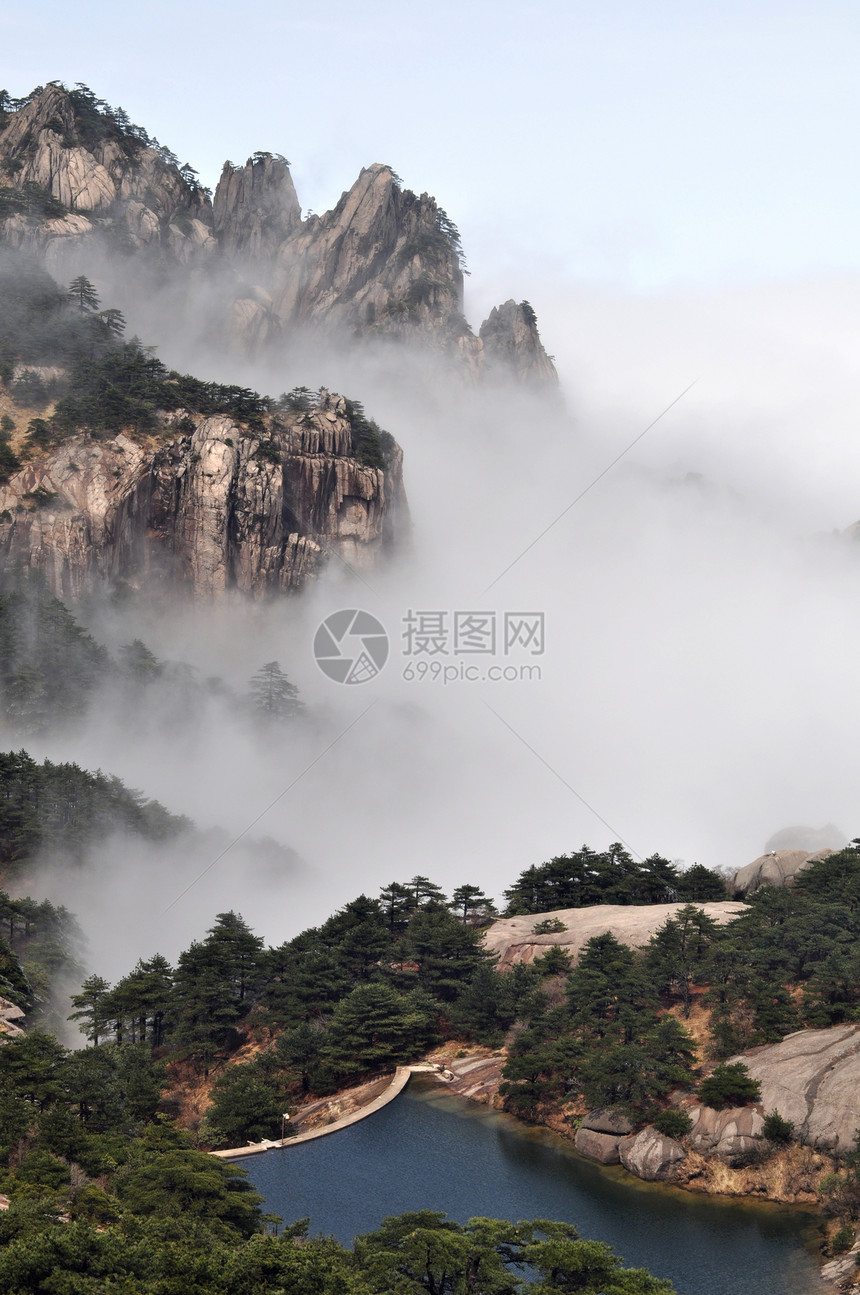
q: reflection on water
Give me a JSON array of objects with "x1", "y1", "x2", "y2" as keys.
[{"x1": 240, "y1": 1077, "x2": 826, "y2": 1295}]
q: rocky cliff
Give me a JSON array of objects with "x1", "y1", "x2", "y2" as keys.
[
  {"x1": 0, "y1": 84, "x2": 557, "y2": 384},
  {"x1": 0, "y1": 389, "x2": 405, "y2": 600},
  {"x1": 0, "y1": 84, "x2": 214, "y2": 267}
]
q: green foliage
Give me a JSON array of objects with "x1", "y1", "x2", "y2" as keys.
[
  {"x1": 202, "y1": 1068, "x2": 286, "y2": 1148},
  {"x1": 0, "y1": 181, "x2": 68, "y2": 220},
  {"x1": 67, "y1": 275, "x2": 100, "y2": 313},
  {"x1": 830, "y1": 1224, "x2": 855, "y2": 1253},
  {"x1": 646, "y1": 905, "x2": 720, "y2": 1017},
  {"x1": 323, "y1": 982, "x2": 436, "y2": 1078},
  {"x1": 113, "y1": 1123, "x2": 264, "y2": 1237},
  {"x1": 0, "y1": 749, "x2": 189, "y2": 871},
  {"x1": 532, "y1": 917, "x2": 566, "y2": 934},
  {"x1": 248, "y1": 661, "x2": 302, "y2": 721},
  {"x1": 342, "y1": 397, "x2": 395, "y2": 470},
  {"x1": 504, "y1": 846, "x2": 723, "y2": 914},
  {"x1": 354, "y1": 1212, "x2": 675, "y2": 1295},
  {"x1": 11, "y1": 367, "x2": 49, "y2": 408},
  {"x1": 762, "y1": 1110, "x2": 794, "y2": 1144},
  {"x1": 533, "y1": 944, "x2": 572, "y2": 977},
  {"x1": 0, "y1": 439, "x2": 20, "y2": 482},
  {"x1": 698, "y1": 1062, "x2": 761, "y2": 1110},
  {"x1": 651, "y1": 1108, "x2": 693, "y2": 1139},
  {"x1": 0, "y1": 573, "x2": 108, "y2": 730},
  {"x1": 501, "y1": 932, "x2": 697, "y2": 1119}
]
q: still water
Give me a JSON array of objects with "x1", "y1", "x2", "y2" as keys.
[{"x1": 240, "y1": 1077, "x2": 825, "y2": 1295}]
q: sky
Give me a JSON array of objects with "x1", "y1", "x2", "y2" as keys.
[
  {"x1": 5, "y1": 0, "x2": 860, "y2": 293},
  {"x1": 6, "y1": 2, "x2": 860, "y2": 968}
]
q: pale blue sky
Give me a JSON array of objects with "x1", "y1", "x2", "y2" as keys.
[{"x1": 4, "y1": 0, "x2": 860, "y2": 293}]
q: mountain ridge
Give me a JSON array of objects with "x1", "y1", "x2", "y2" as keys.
[{"x1": 0, "y1": 83, "x2": 557, "y2": 384}]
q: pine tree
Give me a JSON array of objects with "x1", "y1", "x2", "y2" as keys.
[
  {"x1": 248, "y1": 661, "x2": 302, "y2": 721},
  {"x1": 67, "y1": 276, "x2": 100, "y2": 313}
]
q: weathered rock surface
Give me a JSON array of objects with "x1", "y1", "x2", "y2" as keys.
[
  {"x1": 618, "y1": 1129, "x2": 686, "y2": 1180},
  {"x1": 0, "y1": 85, "x2": 556, "y2": 384},
  {"x1": 479, "y1": 300, "x2": 558, "y2": 384},
  {"x1": 482, "y1": 902, "x2": 746, "y2": 969},
  {"x1": 0, "y1": 85, "x2": 213, "y2": 268},
  {"x1": 580, "y1": 1107, "x2": 633, "y2": 1136},
  {"x1": 213, "y1": 153, "x2": 301, "y2": 260},
  {"x1": 730, "y1": 848, "x2": 833, "y2": 896},
  {"x1": 574, "y1": 1127, "x2": 622, "y2": 1164},
  {"x1": 0, "y1": 391, "x2": 406, "y2": 599},
  {"x1": 685, "y1": 1103, "x2": 764, "y2": 1159},
  {"x1": 732, "y1": 1024, "x2": 860, "y2": 1154}
]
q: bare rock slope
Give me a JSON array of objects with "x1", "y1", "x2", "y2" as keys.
[
  {"x1": 482, "y1": 902, "x2": 747, "y2": 969},
  {"x1": 732, "y1": 1023, "x2": 860, "y2": 1154}
]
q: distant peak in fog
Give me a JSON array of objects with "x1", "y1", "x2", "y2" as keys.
[{"x1": 0, "y1": 83, "x2": 557, "y2": 387}]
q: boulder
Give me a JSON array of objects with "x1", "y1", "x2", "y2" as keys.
[
  {"x1": 574, "y1": 1128, "x2": 621, "y2": 1164},
  {"x1": 730, "y1": 849, "x2": 833, "y2": 896},
  {"x1": 580, "y1": 1108, "x2": 633, "y2": 1136},
  {"x1": 687, "y1": 1104, "x2": 764, "y2": 1157},
  {"x1": 619, "y1": 1129, "x2": 686, "y2": 1181}
]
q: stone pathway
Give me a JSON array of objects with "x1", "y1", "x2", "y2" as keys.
[{"x1": 211, "y1": 1064, "x2": 447, "y2": 1160}]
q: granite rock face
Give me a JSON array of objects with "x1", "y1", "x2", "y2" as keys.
[
  {"x1": 573, "y1": 1128, "x2": 622, "y2": 1164},
  {"x1": 686, "y1": 1103, "x2": 765, "y2": 1160},
  {"x1": 0, "y1": 391, "x2": 406, "y2": 600},
  {"x1": 479, "y1": 300, "x2": 558, "y2": 384},
  {"x1": 730, "y1": 848, "x2": 834, "y2": 896},
  {"x1": 731, "y1": 1024, "x2": 860, "y2": 1154},
  {"x1": 482, "y1": 902, "x2": 746, "y2": 969},
  {"x1": 0, "y1": 85, "x2": 213, "y2": 268},
  {"x1": 213, "y1": 153, "x2": 301, "y2": 260},
  {"x1": 0, "y1": 86, "x2": 556, "y2": 384},
  {"x1": 580, "y1": 1108, "x2": 633, "y2": 1136},
  {"x1": 618, "y1": 1129, "x2": 686, "y2": 1180}
]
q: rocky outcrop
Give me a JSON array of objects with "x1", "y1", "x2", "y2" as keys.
[
  {"x1": 573, "y1": 1108, "x2": 634, "y2": 1165},
  {"x1": 0, "y1": 85, "x2": 555, "y2": 384},
  {"x1": 731, "y1": 1024, "x2": 860, "y2": 1154},
  {"x1": 618, "y1": 1129, "x2": 686, "y2": 1180},
  {"x1": 213, "y1": 153, "x2": 301, "y2": 260},
  {"x1": 0, "y1": 996, "x2": 25, "y2": 1039},
  {"x1": 685, "y1": 1103, "x2": 764, "y2": 1160},
  {"x1": 0, "y1": 84, "x2": 213, "y2": 267},
  {"x1": 0, "y1": 391, "x2": 406, "y2": 599},
  {"x1": 479, "y1": 300, "x2": 557, "y2": 384},
  {"x1": 730, "y1": 848, "x2": 833, "y2": 896},
  {"x1": 482, "y1": 902, "x2": 746, "y2": 969}
]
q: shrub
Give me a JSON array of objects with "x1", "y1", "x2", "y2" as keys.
[
  {"x1": 831, "y1": 1224, "x2": 855, "y2": 1254},
  {"x1": 763, "y1": 1110, "x2": 794, "y2": 1144},
  {"x1": 698, "y1": 1062, "x2": 761, "y2": 1111},
  {"x1": 652, "y1": 1108, "x2": 693, "y2": 1139},
  {"x1": 533, "y1": 945, "x2": 572, "y2": 977},
  {"x1": 532, "y1": 917, "x2": 566, "y2": 935},
  {"x1": 11, "y1": 369, "x2": 48, "y2": 409}
]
